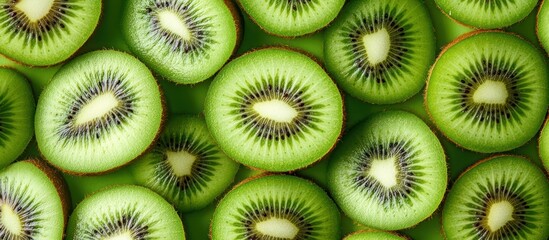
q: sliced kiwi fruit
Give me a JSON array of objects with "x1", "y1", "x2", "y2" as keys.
[
  {"x1": 434, "y1": 0, "x2": 538, "y2": 29},
  {"x1": 211, "y1": 174, "x2": 340, "y2": 240},
  {"x1": 0, "y1": 68, "x2": 34, "y2": 168},
  {"x1": 0, "y1": 0, "x2": 102, "y2": 66},
  {"x1": 237, "y1": 0, "x2": 344, "y2": 37},
  {"x1": 122, "y1": 0, "x2": 240, "y2": 84},
  {"x1": 327, "y1": 111, "x2": 447, "y2": 230},
  {"x1": 537, "y1": 0, "x2": 549, "y2": 54},
  {"x1": 0, "y1": 159, "x2": 70, "y2": 239},
  {"x1": 204, "y1": 47, "x2": 343, "y2": 172},
  {"x1": 425, "y1": 31, "x2": 548, "y2": 153},
  {"x1": 442, "y1": 155, "x2": 549, "y2": 239},
  {"x1": 131, "y1": 115, "x2": 239, "y2": 212},
  {"x1": 537, "y1": 118, "x2": 549, "y2": 172},
  {"x1": 66, "y1": 185, "x2": 185, "y2": 240},
  {"x1": 324, "y1": 0, "x2": 435, "y2": 104},
  {"x1": 344, "y1": 231, "x2": 407, "y2": 240},
  {"x1": 35, "y1": 50, "x2": 164, "y2": 175}
]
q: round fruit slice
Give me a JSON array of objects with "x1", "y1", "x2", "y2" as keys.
[
  {"x1": 327, "y1": 111, "x2": 447, "y2": 230},
  {"x1": 0, "y1": 159, "x2": 70, "y2": 240},
  {"x1": 0, "y1": 68, "x2": 34, "y2": 168},
  {"x1": 35, "y1": 50, "x2": 163, "y2": 175},
  {"x1": 211, "y1": 174, "x2": 340, "y2": 240},
  {"x1": 66, "y1": 185, "x2": 185, "y2": 240},
  {"x1": 344, "y1": 231, "x2": 407, "y2": 240},
  {"x1": 442, "y1": 155, "x2": 549, "y2": 240},
  {"x1": 131, "y1": 115, "x2": 240, "y2": 212},
  {"x1": 237, "y1": 0, "x2": 344, "y2": 37},
  {"x1": 0, "y1": 0, "x2": 102, "y2": 66},
  {"x1": 123, "y1": 0, "x2": 240, "y2": 84},
  {"x1": 204, "y1": 48, "x2": 343, "y2": 172},
  {"x1": 435, "y1": 0, "x2": 537, "y2": 29},
  {"x1": 537, "y1": 118, "x2": 549, "y2": 172},
  {"x1": 425, "y1": 31, "x2": 548, "y2": 153},
  {"x1": 324, "y1": 0, "x2": 435, "y2": 104},
  {"x1": 537, "y1": 0, "x2": 549, "y2": 54}
]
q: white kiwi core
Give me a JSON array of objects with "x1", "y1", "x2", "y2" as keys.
[
  {"x1": 15, "y1": 0, "x2": 55, "y2": 23},
  {"x1": 166, "y1": 150, "x2": 197, "y2": 177},
  {"x1": 103, "y1": 231, "x2": 134, "y2": 240},
  {"x1": 472, "y1": 80, "x2": 508, "y2": 105},
  {"x1": 255, "y1": 217, "x2": 299, "y2": 239},
  {"x1": 0, "y1": 203, "x2": 22, "y2": 236},
  {"x1": 157, "y1": 10, "x2": 192, "y2": 41},
  {"x1": 367, "y1": 156, "x2": 399, "y2": 188},
  {"x1": 74, "y1": 92, "x2": 120, "y2": 125},
  {"x1": 487, "y1": 200, "x2": 514, "y2": 232},
  {"x1": 253, "y1": 99, "x2": 298, "y2": 123},
  {"x1": 362, "y1": 28, "x2": 391, "y2": 65}
]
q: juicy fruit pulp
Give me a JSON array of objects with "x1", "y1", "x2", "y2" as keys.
[{"x1": 538, "y1": 0, "x2": 549, "y2": 54}]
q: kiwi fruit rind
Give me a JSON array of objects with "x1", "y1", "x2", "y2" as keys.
[
  {"x1": 344, "y1": 231, "x2": 407, "y2": 240},
  {"x1": 442, "y1": 155, "x2": 549, "y2": 240},
  {"x1": 327, "y1": 110, "x2": 447, "y2": 230},
  {"x1": 35, "y1": 50, "x2": 164, "y2": 175},
  {"x1": 537, "y1": 0, "x2": 549, "y2": 54},
  {"x1": 0, "y1": 68, "x2": 35, "y2": 168},
  {"x1": 0, "y1": 0, "x2": 102, "y2": 66},
  {"x1": 0, "y1": 159, "x2": 70, "y2": 239},
  {"x1": 123, "y1": 0, "x2": 240, "y2": 84},
  {"x1": 131, "y1": 115, "x2": 239, "y2": 212},
  {"x1": 435, "y1": 0, "x2": 538, "y2": 29},
  {"x1": 426, "y1": 31, "x2": 548, "y2": 153},
  {"x1": 210, "y1": 174, "x2": 340, "y2": 240},
  {"x1": 537, "y1": 117, "x2": 549, "y2": 172},
  {"x1": 66, "y1": 185, "x2": 186, "y2": 240}
]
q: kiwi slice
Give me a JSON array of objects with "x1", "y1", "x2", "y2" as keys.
[
  {"x1": 435, "y1": 0, "x2": 538, "y2": 29},
  {"x1": 425, "y1": 31, "x2": 548, "y2": 153},
  {"x1": 211, "y1": 174, "x2": 340, "y2": 240},
  {"x1": 537, "y1": 0, "x2": 549, "y2": 54},
  {"x1": 0, "y1": 159, "x2": 70, "y2": 239},
  {"x1": 537, "y1": 118, "x2": 549, "y2": 172},
  {"x1": 35, "y1": 50, "x2": 164, "y2": 175},
  {"x1": 0, "y1": 68, "x2": 34, "y2": 168},
  {"x1": 122, "y1": 0, "x2": 240, "y2": 84},
  {"x1": 327, "y1": 111, "x2": 447, "y2": 230},
  {"x1": 237, "y1": 0, "x2": 344, "y2": 37},
  {"x1": 442, "y1": 155, "x2": 549, "y2": 239},
  {"x1": 324, "y1": 0, "x2": 435, "y2": 104},
  {"x1": 66, "y1": 185, "x2": 185, "y2": 240},
  {"x1": 344, "y1": 231, "x2": 407, "y2": 240},
  {"x1": 204, "y1": 47, "x2": 343, "y2": 172},
  {"x1": 131, "y1": 115, "x2": 240, "y2": 212},
  {"x1": 0, "y1": 0, "x2": 101, "y2": 66}
]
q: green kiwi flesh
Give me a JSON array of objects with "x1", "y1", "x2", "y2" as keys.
[
  {"x1": 131, "y1": 115, "x2": 239, "y2": 212},
  {"x1": 327, "y1": 111, "x2": 447, "y2": 230},
  {"x1": 324, "y1": 0, "x2": 435, "y2": 104},
  {"x1": 204, "y1": 48, "x2": 343, "y2": 172},
  {"x1": 66, "y1": 185, "x2": 185, "y2": 240},
  {"x1": 210, "y1": 174, "x2": 340, "y2": 240},
  {"x1": 0, "y1": 0, "x2": 102, "y2": 66},
  {"x1": 442, "y1": 155, "x2": 549, "y2": 240},
  {"x1": 0, "y1": 68, "x2": 34, "y2": 168},
  {"x1": 537, "y1": 0, "x2": 549, "y2": 54},
  {"x1": 537, "y1": 118, "x2": 549, "y2": 172},
  {"x1": 123, "y1": 0, "x2": 240, "y2": 84},
  {"x1": 344, "y1": 231, "x2": 407, "y2": 240},
  {"x1": 35, "y1": 50, "x2": 164, "y2": 175},
  {"x1": 426, "y1": 31, "x2": 548, "y2": 153}
]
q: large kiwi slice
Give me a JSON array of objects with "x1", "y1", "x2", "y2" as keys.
[
  {"x1": 0, "y1": 159, "x2": 70, "y2": 239},
  {"x1": 537, "y1": 118, "x2": 549, "y2": 172},
  {"x1": 442, "y1": 155, "x2": 549, "y2": 239},
  {"x1": 324, "y1": 0, "x2": 435, "y2": 104},
  {"x1": 210, "y1": 174, "x2": 340, "y2": 240},
  {"x1": 123, "y1": 0, "x2": 240, "y2": 84},
  {"x1": 131, "y1": 115, "x2": 239, "y2": 212},
  {"x1": 327, "y1": 111, "x2": 447, "y2": 230},
  {"x1": 237, "y1": 0, "x2": 344, "y2": 37},
  {"x1": 35, "y1": 50, "x2": 164, "y2": 175},
  {"x1": 66, "y1": 185, "x2": 185, "y2": 240},
  {"x1": 425, "y1": 31, "x2": 548, "y2": 153},
  {"x1": 344, "y1": 231, "x2": 407, "y2": 240},
  {"x1": 435, "y1": 0, "x2": 538, "y2": 29},
  {"x1": 204, "y1": 47, "x2": 343, "y2": 172},
  {"x1": 537, "y1": 0, "x2": 549, "y2": 54},
  {"x1": 0, "y1": 68, "x2": 34, "y2": 168},
  {"x1": 0, "y1": 0, "x2": 102, "y2": 66}
]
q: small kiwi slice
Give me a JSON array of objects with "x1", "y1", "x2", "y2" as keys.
[
  {"x1": 0, "y1": 159, "x2": 70, "y2": 239},
  {"x1": 204, "y1": 47, "x2": 343, "y2": 172},
  {"x1": 210, "y1": 174, "x2": 340, "y2": 240},
  {"x1": 344, "y1": 231, "x2": 407, "y2": 240},
  {"x1": 131, "y1": 115, "x2": 240, "y2": 212},
  {"x1": 66, "y1": 185, "x2": 185, "y2": 240},
  {"x1": 324, "y1": 0, "x2": 435, "y2": 104},
  {"x1": 434, "y1": 0, "x2": 538, "y2": 29},
  {"x1": 35, "y1": 50, "x2": 164, "y2": 175},
  {"x1": 327, "y1": 111, "x2": 447, "y2": 230},
  {"x1": 537, "y1": 0, "x2": 549, "y2": 54},
  {"x1": 442, "y1": 155, "x2": 549, "y2": 240},
  {"x1": 0, "y1": 68, "x2": 34, "y2": 168},
  {"x1": 122, "y1": 0, "x2": 240, "y2": 84},
  {"x1": 0, "y1": 0, "x2": 102, "y2": 66},
  {"x1": 425, "y1": 31, "x2": 548, "y2": 153},
  {"x1": 537, "y1": 118, "x2": 549, "y2": 172},
  {"x1": 237, "y1": 0, "x2": 344, "y2": 37}
]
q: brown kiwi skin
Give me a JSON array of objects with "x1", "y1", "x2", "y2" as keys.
[{"x1": 536, "y1": 0, "x2": 549, "y2": 56}]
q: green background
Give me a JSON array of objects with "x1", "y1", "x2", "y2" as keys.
[{"x1": 0, "y1": 0, "x2": 547, "y2": 239}]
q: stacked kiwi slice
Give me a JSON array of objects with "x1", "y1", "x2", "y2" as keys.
[
  {"x1": 537, "y1": 119, "x2": 549, "y2": 172},
  {"x1": 344, "y1": 231, "x2": 407, "y2": 240},
  {"x1": 537, "y1": 0, "x2": 549, "y2": 54}
]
